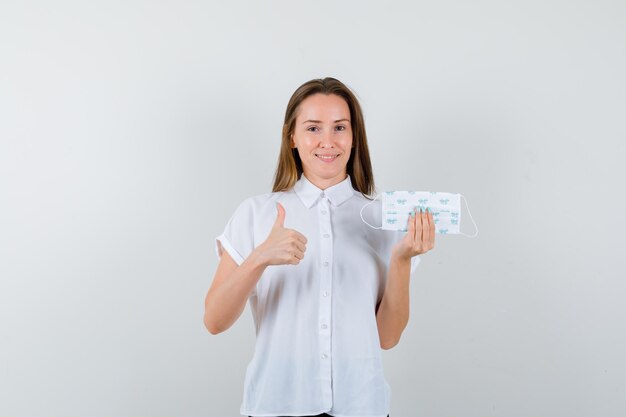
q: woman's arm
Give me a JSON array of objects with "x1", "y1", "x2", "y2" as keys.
[
  {"x1": 375, "y1": 255, "x2": 411, "y2": 349},
  {"x1": 204, "y1": 202, "x2": 307, "y2": 334},
  {"x1": 376, "y1": 208, "x2": 435, "y2": 349},
  {"x1": 203, "y1": 249, "x2": 268, "y2": 335}
]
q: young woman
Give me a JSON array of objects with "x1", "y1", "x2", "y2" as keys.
[{"x1": 204, "y1": 77, "x2": 435, "y2": 417}]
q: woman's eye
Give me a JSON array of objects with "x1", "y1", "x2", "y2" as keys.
[
  {"x1": 336, "y1": 125, "x2": 346, "y2": 131},
  {"x1": 307, "y1": 126, "x2": 319, "y2": 132}
]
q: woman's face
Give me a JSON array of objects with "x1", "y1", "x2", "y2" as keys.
[{"x1": 291, "y1": 93, "x2": 353, "y2": 188}]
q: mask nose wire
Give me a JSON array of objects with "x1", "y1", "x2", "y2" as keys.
[
  {"x1": 459, "y1": 194, "x2": 479, "y2": 238},
  {"x1": 360, "y1": 193, "x2": 383, "y2": 229}
]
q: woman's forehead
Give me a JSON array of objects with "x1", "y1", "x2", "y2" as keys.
[{"x1": 296, "y1": 94, "x2": 350, "y2": 122}]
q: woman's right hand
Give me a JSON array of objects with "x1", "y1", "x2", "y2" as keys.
[{"x1": 255, "y1": 202, "x2": 308, "y2": 266}]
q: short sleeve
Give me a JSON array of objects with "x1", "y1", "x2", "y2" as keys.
[
  {"x1": 215, "y1": 198, "x2": 255, "y2": 266},
  {"x1": 410, "y1": 253, "x2": 421, "y2": 275},
  {"x1": 374, "y1": 229, "x2": 422, "y2": 276}
]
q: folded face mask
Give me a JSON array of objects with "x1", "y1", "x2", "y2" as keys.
[{"x1": 360, "y1": 191, "x2": 478, "y2": 237}]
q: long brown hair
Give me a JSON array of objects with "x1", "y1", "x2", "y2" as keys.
[{"x1": 271, "y1": 77, "x2": 375, "y2": 199}]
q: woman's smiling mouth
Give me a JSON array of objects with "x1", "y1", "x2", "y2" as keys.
[{"x1": 315, "y1": 153, "x2": 340, "y2": 162}]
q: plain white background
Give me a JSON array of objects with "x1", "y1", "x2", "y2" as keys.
[{"x1": 1, "y1": 1, "x2": 625, "y2": 416}]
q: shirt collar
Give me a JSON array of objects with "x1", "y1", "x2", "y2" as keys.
[{"x1": 294, "y1": 173, "x2": 355, "y2": 208}]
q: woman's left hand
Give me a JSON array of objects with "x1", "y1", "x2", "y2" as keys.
[{"x1": 392, "y1": 208, "x2": 435, "y2": 261}]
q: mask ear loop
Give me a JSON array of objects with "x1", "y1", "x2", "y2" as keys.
[
  {"x1": 459, "y1": 194, "x2": 479, "y2": 238},
  {"x1": 360, "y1": 193, "x2": 383, "y2": 229}
]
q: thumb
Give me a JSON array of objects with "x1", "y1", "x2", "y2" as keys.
[
  {"x1": 273, "y1": 202, "x2": 286, "y2": 228},
  {"x1": 406, "y1": 208, "x2": 416, "y2": 241}
]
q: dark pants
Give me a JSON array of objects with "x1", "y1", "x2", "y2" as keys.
[{"x1": 249, "y1": 414, "x2": 389, "y2": 417}]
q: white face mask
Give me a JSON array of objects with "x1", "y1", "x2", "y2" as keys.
[{"x1": 360, "y1": 191, "x2": 479, "y2": 237}]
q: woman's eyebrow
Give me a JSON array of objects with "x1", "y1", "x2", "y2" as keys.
[{"x1": 302, "y1": 118, "x2": 350, "y2": 124}]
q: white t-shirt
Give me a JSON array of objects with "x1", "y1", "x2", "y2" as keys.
[{"x1": 215, "y1": 173, "x2": 420, "y2": 417}]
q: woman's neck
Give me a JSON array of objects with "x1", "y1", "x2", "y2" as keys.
[{"x1": 303, "y1": 171, "x2": 348, "y2": 190}]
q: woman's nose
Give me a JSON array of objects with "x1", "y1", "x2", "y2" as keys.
[{"x1": 319, "y1": 130, "x2": 334, "y2": 147}]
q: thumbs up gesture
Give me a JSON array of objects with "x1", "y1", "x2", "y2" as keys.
[{"x1": 256, "y1": 202, "x2": 308, "y2": 266}]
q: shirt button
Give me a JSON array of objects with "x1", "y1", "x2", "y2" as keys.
[
  {"x1": 321, "y1": 210, "x2": 327, "y2": 215},
  {"x1": 323, "y1": 261, "x2": 329, "y2": 267},
  {"x1": 323, "y1": 233, "x2": 330, "y2": 238},
  {"x1": 323, "y1": 291, "x2": 329, "y2": 297},
  {"x1": 321, "y1": 324, "x2": 328, "y2": 329},
  {"x1": 321, "y1": 353, "x2": 327, "y2": 359},
  {"x1": 320, "y1": 192, "x2": 325, "y2": 198}
]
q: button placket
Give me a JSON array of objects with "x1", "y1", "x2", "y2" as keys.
[{"x1": 317, "y1": 195, "x2": 333, "y2": 407}]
